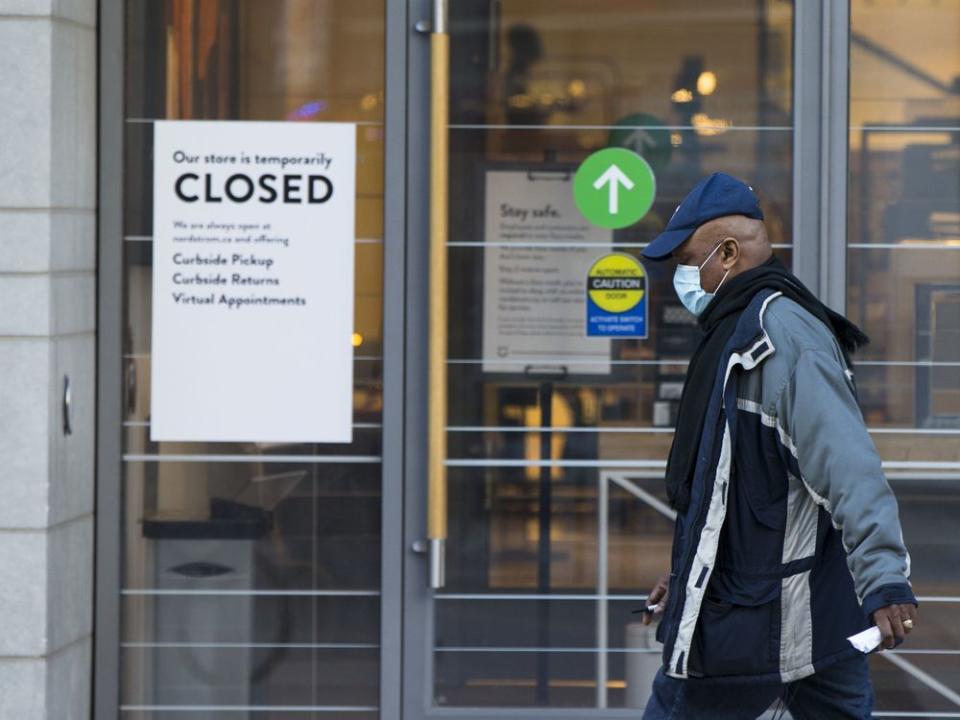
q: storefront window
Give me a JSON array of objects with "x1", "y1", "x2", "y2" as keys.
[
  {"x1": 437, "y1": 0, "x2": 793, "y2": 707},
  {"x1": 104, "y1": 1, "x2": 960, "y2": 715},
  {"x1": 120, "y1": 1, "x2": 384, "y2": 715},
  {"x1": 847, "y1": 0, "x2": 960, "y2": 712}
]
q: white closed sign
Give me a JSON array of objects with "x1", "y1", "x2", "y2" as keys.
[{"x1": 150, "y1": 120, "x2": 356, "y2": 443}]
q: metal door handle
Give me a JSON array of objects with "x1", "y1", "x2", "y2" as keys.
[
  {"x1": 63, "y1": 375, "x2": 73, "y2": 436},
  {"x1": 426, "y1": 0, "x2": 449, "y2": 590}
]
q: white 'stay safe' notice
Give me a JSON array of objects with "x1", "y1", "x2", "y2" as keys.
[
  {"x1": 482, "y1": 169, "x2": 613, "y2": 374},
  {"x1": 151, "y1": 121, "x2": 356, "y2": 443}
]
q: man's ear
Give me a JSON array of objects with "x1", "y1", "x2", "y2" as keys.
[{"x1": 720, "y1": 236, "x2": 740, "y2": 268}]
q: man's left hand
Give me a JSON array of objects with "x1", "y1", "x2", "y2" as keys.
[{"x1": 873, "y1": 603, "x2": 918, "y2": 650}]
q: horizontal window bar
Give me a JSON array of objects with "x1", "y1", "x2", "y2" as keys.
[
  {"x1": 869, "y1": 428, "x2": 960, "y2": 436},
  {"x1": 125, "y1": 117, "x2": 385, "y2": 127},
  {"x1": 123, "y1": 235, "x2": 384, "y2": 244},
  {"x1": 121, "y1": 422, "x2": 955, "y2": 437},
  {"x1": 445, "y1": 459, "x2": 960, "y2": 471},
  {"x1": 124, "y1": 353, "x2": 956, "y2": 368},
  {"x1": 433, "y1": 646, "x2": 960, "y2": 656},
  {"x1": 448, "y1": 358, "x2": 689, "y2": 366},
  {"x1": 883, "y1": 461, "x2": 960, "y2": 470},
  {"x1": 122, "y1": 420, "x2": 382, "y2": 430},
  {"x1": 872, "y1": 715, "x2": 960, "y2": 719},
  {"x1": 448, "y1": 241, "x2": 792, "y2": 250},
  {"x1": 123, "y1": 454, "x2": 381, "y2": 463},
  {"x1": 122, "y1": 589, "x2": 379, "y2": 597},
  {"x1": 891, "y1": 650, "x2": 960, "y2": 655},
  {"x1": 860, "y1": 361, "x2": 960, "y2": 367},
  {"x1": 117, "y1": 454, "x2": 960, "y2": 473},
  {"x1": 123, "y1": 642, "x2": 378, "y2": 650},
  {"x1": 123, "y1": 353, "x2": 383, "y2": 362},
  {"x1": 872, "y1": 714, "x2": 960, "y2": 719},
  {"x1": 448, "y1": 425, "x2": 960, "y2": 436},
  {"x1": 848, "y1": 243, "x2": 960, "y2": 249},
  {"x1": 852, "y1": 125, "x2": 960, "y2": 132},
  {"x1": 448, "y1": 358, "x2": 960, "y2": 367},
  {"x1": 887, "y1": 473, "x2": 960, "y2": 481},
  {"x1": 448, "y1": 425, "x2": 675, "y2": 434},
  {"x1": 449, "y1": 123, "x2": 793, "y2": 132},
  {"x1": 435, "y1": 646, "x2": 659, "y2": 654},
  {"x1": 446, "y1": 459, "x2": 665, "y2": 468},
  {"x1": 121, "y1": 706, "x2": 378, "y2": 713},
  {"x1": 434, "y1": 593, "x2": 960, "y2": 603},
  {"x1": 451, "y1": 241, "x2": 652, "y2": 249},
  {"x1": 435, "y1": 593, "x2": 648, "y2": 601}
]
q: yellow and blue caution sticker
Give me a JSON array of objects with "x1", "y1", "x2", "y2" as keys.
[{"x1": 586, "y1": 253, "x2": 647, "y2": 338}]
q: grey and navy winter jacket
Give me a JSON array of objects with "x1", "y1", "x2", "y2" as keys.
[{"x1": 657, "y1": 289, "x2": 915, "y2": 682}]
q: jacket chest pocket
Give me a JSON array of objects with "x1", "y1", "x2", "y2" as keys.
[
  {"x1": 732, "y1": 410, "x2": 789, "y2": 531},
  {"x1": 718, "y1": 464, "x2": 786, "y2": 576},
  {"x1": 689, "y1": 589, "x2": 781, "y2": 678},
  {"x1": 741, "y1": 469, "x2": 786, "y2": 532},
  {"x1": 726, "y1": 430, "x2": 788, "y2": 541}
]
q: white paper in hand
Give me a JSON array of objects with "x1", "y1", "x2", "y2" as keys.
[{"x1": 847, "y1": 626, "x2": 883, "y2": 653}]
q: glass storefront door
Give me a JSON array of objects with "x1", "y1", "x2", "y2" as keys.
[
  {"x1": 402, "y1": 0, "x2": 796, "y2": 714},
  {"x1": 99, "y1": 1, "x2": 960, "y2": 717},
  {"x1": 109, "y1": 1, "x2": 389, "y2": 716}
]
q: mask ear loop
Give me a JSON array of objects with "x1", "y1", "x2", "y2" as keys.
[
  {"x1": 713, "y1": 268, "x2": 730, "y2": 294},
  {"x1": 697, "y1": 241, "x2": 724, "y2": 271},
  {"x1": 701, "y1": 240, "x2": 731, "y2": 294}
]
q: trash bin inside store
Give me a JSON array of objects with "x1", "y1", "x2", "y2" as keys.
[
  {"x1": 139, "y1": 471, "x2": 302, "y2": 713},
  {"x1": 143, "y1": 498, "x2": 270, "y2": 711}
]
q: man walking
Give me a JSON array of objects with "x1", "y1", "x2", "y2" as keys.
[{"x1": 639, "y1": 173, "x2": 917, "y2": 719}]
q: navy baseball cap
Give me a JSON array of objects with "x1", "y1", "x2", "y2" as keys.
[{"x1": 641, "y1": 172, "x2": 764, "y2": 260}]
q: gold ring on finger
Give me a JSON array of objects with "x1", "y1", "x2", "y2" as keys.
[{"x1": 903, "y1": 619, "x2": 914, "y2": 630}]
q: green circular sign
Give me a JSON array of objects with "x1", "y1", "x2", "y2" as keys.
[{"x1": 573, "y1": 148, "x2": 656, "y2": 229}]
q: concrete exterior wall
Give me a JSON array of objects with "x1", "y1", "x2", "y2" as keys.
[{"x1": 0, "y1": 0, "x2": 96, "y2": 717}]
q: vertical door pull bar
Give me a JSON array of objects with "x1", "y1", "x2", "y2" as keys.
[{"x1": 427, "y1": 0, "x2": 450, "y2": 590}]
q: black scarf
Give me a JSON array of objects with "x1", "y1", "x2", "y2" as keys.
[{"x1": 664, "y1": 256, "x2": 869, "y2": 512}]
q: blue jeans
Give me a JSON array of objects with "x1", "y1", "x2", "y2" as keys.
[{"x1": 641, "y1": 655, "x2": 874, "y2": 720}]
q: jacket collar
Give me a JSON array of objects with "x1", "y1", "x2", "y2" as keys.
[{"x1": 720, "y1": 290, "x2": 781, "y2": 389}]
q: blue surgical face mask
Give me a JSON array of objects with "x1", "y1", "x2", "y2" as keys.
[{"x1": 673, "y1": 241, "x2": 730, "y2": 316}]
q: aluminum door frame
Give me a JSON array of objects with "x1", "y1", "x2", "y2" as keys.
[
  {"x1": 94, "y1": 1, "x2": 848, "y2": 716},
  {"x1": 94, "y1": 1, "x2": 123, "y2": 715},
  {"x1": 93, "y1": 1, "x2": 410, "y2": 717},
  {"x1": 398, "y1": 1, "x2": 848, "y2": 718}
]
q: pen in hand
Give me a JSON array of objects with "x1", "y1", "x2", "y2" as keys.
[
  {"x1": 642, "y1": 574, "x2": 670, "y2": 626},
  {"x1": 637, "y1": 602, "x2": 663, "y2": 626}
]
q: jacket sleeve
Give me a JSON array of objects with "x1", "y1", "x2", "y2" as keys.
[{"x1": 775, "y1": 348, "x2": 916, "y2": 616}]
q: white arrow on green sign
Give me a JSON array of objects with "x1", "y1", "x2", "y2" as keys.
[
  {"x1": 573, "y1": 148, "x2": 656, "y2": 229},
  {"x1": 593, "y1": 163, "x2": 634, "y2": 215}
]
